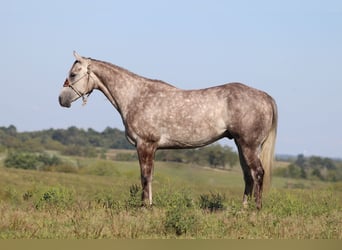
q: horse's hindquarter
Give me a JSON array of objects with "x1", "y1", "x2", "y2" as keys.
[{"x1": 224, "y1": 83, "x2": 275, "y2": 146}]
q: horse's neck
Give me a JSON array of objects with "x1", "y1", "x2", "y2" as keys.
[{"x1": 91, "y1": 60, "x2": 176, "y2": 115}]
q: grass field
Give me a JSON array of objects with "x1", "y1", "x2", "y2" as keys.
[{"x1": 0, "y1": 156, "x2": 341, "y2": 239}]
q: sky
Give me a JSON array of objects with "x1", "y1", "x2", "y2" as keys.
[{"x1": 1, "y1": 0, "x2": 342, "y2": 158}]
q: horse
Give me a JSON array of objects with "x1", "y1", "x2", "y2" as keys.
[{"x1": 59, "y1": 51, "x2": 277, "y2": 209}]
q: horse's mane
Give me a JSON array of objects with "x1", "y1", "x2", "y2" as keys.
[{"x1": 89, "y1": 58, "x2": 175, "y2": 88}]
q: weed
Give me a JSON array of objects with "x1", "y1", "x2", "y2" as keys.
[
  {"x1": 35, "y1": 186, "x2": 75, "y2": 210},
  {"x1": 125, "y1": 184, "x2": 142, "y2": 209},
  {"x1": 154, "y1": 187, "x2": 193, "y2": 208},
  {"x1": 199, "y1": 192, "x2": 226, "y2": 212},
  {"x1": 164, "y1": 207, "x2": 198, "y2": 236},
  {"x1": 3, "y1": 187, "x2": 21, "y2": 205},
  {"x1": 161, "y1": 189, "x2": 198, "y2": 236},
  {"x1": 22, "y1": 190, "x2": 33, "y2": 201},
  {"x1": 94, "y1": 190, "x2": 120, "y2": 210}
]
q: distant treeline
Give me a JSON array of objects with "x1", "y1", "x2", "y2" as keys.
[
  {"x1": 1, "y1": 125, "x2": 342, "y2": 181},
  {"x1": 274, "y1": 154, "x2": 342, "y2": 182},
  {"x1": 0, "y1": 125, "x2": 133, "y2": 153},
  {"x1": 0, "y1": 125, "x2": 238, "y2": 169}
]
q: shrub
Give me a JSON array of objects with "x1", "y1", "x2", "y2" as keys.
[
  {"x1": 125, "y1": 184, "x2": 142, "y2": 209},
  {"x1": 154, "y1": 188, "x2": 193, "y2": 209},
  {"x1": 199, "y1": 192, "x2": 226, "y2": 212},
  {"x1": 35, "y1": 186, "x2": 75, "y2": 210},
  {"x1": 161, "y1": 189, "x2": 198, "y2": 236},
  {"x1": 4, "y1": 151, "x2": 38, "y2": 170},
  {"x1": 94, "y1": 191, "x2": 118, "y2": 209},
  {"x1": 93, "y1": 185, "x2": 142, "y2": 212},
  {"x1": 4, "y1": 151, "x2": 63, "y2": 171},
  {"x1": 37, "y1": 153, "x2": 62, "y2": 166},
  {"x1": 164, "y1": 206, "x2": 197, "y2": 236}
]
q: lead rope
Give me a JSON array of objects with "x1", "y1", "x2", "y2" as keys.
[
  {"x1": 82, "y1": 95, "x2": 88, "y2": 106},
  {"x1": 81, "y1": 91, "x2": 93, "y2": 106}
]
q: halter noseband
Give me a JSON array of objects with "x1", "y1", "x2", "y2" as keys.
[{"x1": 63, "y1": 73, "x2": 93, "y2": 106}]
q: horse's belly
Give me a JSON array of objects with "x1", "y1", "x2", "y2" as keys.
[{"x1": 157, "y1": 120, "x2": 227, "y2": 148}]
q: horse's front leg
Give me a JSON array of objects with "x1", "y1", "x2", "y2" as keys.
[{"x1": 137, "y1": 142, "x2": 157, "y2": 206}]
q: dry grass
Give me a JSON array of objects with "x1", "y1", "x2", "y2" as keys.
[
  {"x1": 0, "y1": 159, "x2": 341, "y2": 239},
  {"x1": 0, "y1": 193, "x2": 340, "y2": 239}
]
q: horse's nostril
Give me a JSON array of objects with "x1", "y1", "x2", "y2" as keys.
[
  {"x1": 63, "y1": 79, "x2": 69, "y2": 87},
  {"x1": 58, "y1": 95, "x2": 71, "y2": 108}
]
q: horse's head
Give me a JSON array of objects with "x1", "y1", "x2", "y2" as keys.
[{"x1": 58, "y1": 51, "x2": 94, "y2": 108}]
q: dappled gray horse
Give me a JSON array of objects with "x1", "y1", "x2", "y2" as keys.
[{"x1": 59, "y1": 52, "x2": 277, "y2": 209}]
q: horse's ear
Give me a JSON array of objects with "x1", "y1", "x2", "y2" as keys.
[{"x1": 73, "y1": 51, "x2": 83, "y2": 62}]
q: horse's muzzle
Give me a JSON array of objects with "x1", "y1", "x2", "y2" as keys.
[
  {"x1": 59, "y1": 96, "x2": 71, "y2": 108},
  {"x1": 58, "y1": 93, "x2": 71, "y2": 108}
]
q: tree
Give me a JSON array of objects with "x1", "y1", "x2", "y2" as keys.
[
  {"x1": 295, "y1": 154, "x2": 305, "y2": 168},
  {"x1": 6, "y1": 125, "x2": 17, "y2": 136},
  {"x1": 312, "y1": 168, "x2": 324, "y2": 180},
  {"x1": 287, "y1": 164, "x2": 302, "y2": 179},
  {"x1": 206, "y1": 144, "x2": 227, "y2": 168},
  {"x1": 322, "y1": 157, "x2": 336, "y2": 170}
]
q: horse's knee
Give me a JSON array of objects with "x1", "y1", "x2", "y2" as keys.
[
  {"x1": 141, "y1": 175, "x2": 151, "y2": 194},
  {"x1": 141, "y1": 174, "x2": 149, "y2": 185}
]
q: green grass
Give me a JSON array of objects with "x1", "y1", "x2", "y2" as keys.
[{"x1": 0, "y1": 157, "x2": 341, "y2": 239}]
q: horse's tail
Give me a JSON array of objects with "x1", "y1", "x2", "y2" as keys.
[{"x1": 260, "y1": 97, "x2": 278, "y2": 191}]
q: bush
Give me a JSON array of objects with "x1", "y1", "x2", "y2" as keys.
[
  {"x1": 199, "y1": 192, "x2": 226, "y2": 212},
  {"x1": 37, "y1": 153, "x2": 62, "y2": 166},
  {"x1": 4, "y1": 151, "x2": 38, "y2": 170},
  {"x1": 94, "y1": 190, "x2": 122, "y2": 211},
  {"x1": 154, "y1": 188, "x2": 193, "y2": 209},
  {"x1": 94, "y1": 185, "x2": 142, "y2": 212},
  {"x1": 35, "y1": 186, "x2": 75, "y2": 210},
  {"x1": 125, "y1": 184, "x2": 142, "y2": 209},
  {"x1": 164, "y1": 206, "x2": 198, "y2": 236},
  {"x1": 4, "y1": 151, "x2": 63, "y2": 171},
  {"x1": 160, "y1": 189, "x2": 198, "y2": 236}
]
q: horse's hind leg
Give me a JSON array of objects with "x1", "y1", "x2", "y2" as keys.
[
  {"x1": 236, "y1": 142, "x2": 254, "y2": 207},
  {"x1": 235, "y1": 140, "x2": 264, "y2": 209}
]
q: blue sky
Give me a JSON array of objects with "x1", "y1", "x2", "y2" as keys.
[{"x1": 1, "y1": 0, "x2": 342, "y2": 158}]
